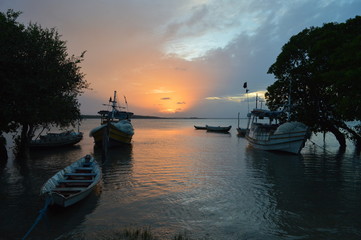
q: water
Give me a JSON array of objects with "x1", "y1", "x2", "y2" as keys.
[{"x1": 1, "y1": 119, "x2": 361, "y2": 240}]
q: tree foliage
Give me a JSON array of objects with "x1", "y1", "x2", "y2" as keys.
[
  {"x1": 266, "y1": 16, "x2": 361, "y2": 148},
  {"x1": 0, "y1": 10, "x2": 88, "y2": 152}
]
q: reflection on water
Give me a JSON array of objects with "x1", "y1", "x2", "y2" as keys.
[
  {"x1": 244, "y1": 148, "x2": 361, "y2": 239},
  {"x1": 35, "y1": 190, "x2": 101, "y2": 240},
  {"x1": 95, "y1": 144, "x2": 134, "y2": 192},
  {"x1": 1, "y1": 119, "x2": 361, "y2": 239}
]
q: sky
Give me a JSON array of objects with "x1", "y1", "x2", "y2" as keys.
[{"x1": 1, "y1": 0, "x2": 360, "y2": 118}]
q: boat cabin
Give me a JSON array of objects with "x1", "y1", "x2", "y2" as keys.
[{"x1": 98, "y1": 110, "x2": 134, "y2": 125}]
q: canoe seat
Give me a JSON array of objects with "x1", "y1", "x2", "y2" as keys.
[
  {"x1": 75, "y1": 167, "x2": 93, "y2": 171},
  {"x1": 82, "y1": 163, "x2": 93, "y2": 167},
  {"x1": 64, "y1": 173, "x2": 96, "y2": 176},
  {"x1": 58, "y1": 179, "x2": 94, "y2": 183},
  {"x1": 53, "y1": 187, "x2": 86, "y2": 192}
]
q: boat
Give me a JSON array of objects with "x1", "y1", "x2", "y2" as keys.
[
  {"x1": 89, "y1": 91, "x2": 134, "y2": 147},
  {"x1": 245, "y1": 109, "x2": 309, "y2": 154},
  {"x1": 236, "y1": 112, "x2": 247, "y2": 137},
  {"x1": 236, "y1": 127, "x2": 247, "y2": 137},
  {"x1": 29, "y1": 130, "x2": 83, "y2": 148},
  {"x1": 194, "y1": 125, "x2": 207, "y2": 130},
  {"x1": 40, "y1": 154, "x2": 101, "y2": 207},
  {"x1": 206, "y1": 125, "x2": 232, "y2": 133}
]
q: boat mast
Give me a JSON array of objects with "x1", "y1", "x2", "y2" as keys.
[
  {"x1": 111, "y1": 91, "x2": 117, "y2": 119},
  {"x1": 256, "y1": 93, "x2": 258, "y2": 109}
]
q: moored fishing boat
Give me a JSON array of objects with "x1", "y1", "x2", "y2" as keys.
[
  {"x1": 40, "y1": 154, "x2": 101, "y2": 207},
  {"x1": 194, "y1": 125, "x2": 207, "y2": 130},
  {"x1": 29, "y1": 130, "x2": 83, "y2": 148},
  {"x1": 245, "y1": 109, "x2": 309, "y2": 154},
  {"x1": 206, "y1": 125, "x2": 232, "y2": 133},
  {"x1": 89, "y1": 91, "x2": 134, "y2": 147}
]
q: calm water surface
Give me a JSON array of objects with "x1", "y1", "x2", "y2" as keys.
[{"x1": 1, "y1": 119, "x2": 361, "y2": 240}]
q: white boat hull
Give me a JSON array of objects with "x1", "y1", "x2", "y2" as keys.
[
  {"x1": 51, "y1": 186, "x2": 95, "y2": 207},
  {"x1": 246, "y1": 120, "x2": 309, "y2": 154},
  {"x1": 246, "y1": 131, "x2": 308, "y2": 154}
]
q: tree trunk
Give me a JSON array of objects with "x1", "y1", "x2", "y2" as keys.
[
  {"x1": 16, "y1": 123, "x2": 32, "y2": 157},
  {"x1": 0, "y1": 135, "x2": 7, "y2": 162},
  {"x1": 327, "y1": 124, "x2": 346, "y2": 149},
  {"x1": 341, "y1": 125, "x2": 361, "y2": 149}
]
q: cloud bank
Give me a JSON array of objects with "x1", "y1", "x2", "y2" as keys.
[{"x1": 1, "y1": 0, "x2": 360, "y2": 117}]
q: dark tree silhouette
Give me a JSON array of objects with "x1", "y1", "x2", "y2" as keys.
[
  {"x1": 0, "y1": 10, "x2": 89, "y2": 155},
  {"x1": 266, "y1": 16, "x2": 361, "y2": 148}
]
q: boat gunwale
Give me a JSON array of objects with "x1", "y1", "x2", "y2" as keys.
[{"x1": 40, "y1": 155, "x2": 101, "y2": 207}]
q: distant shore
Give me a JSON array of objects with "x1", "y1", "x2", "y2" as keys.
[{"x1": 81, "y1": 115, "x2": 207, "y2": 119}]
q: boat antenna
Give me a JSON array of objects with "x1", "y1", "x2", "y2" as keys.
[
  {"x1": 260, "y1": 98, "x2": 264, "y2": 109},
  {"x1": 111, "y1": 91, "x2": 117, "y2": 119},
  {"x1": 113, "y1": 91, "x2": 117, "y2": 107},
  {"x1": 256, "y1": 93, "x2": 258, "y2": 109},
  {"x1": 124, "y1": 95, "x2": 129, "y2": 111}
]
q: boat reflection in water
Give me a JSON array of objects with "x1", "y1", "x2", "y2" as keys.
[
  {"x1": 89, "y1": 91, "x2": 134, "y2": 147},
  {"x1": 43, "y1": 188, "x2": 101, "y2": 240}
]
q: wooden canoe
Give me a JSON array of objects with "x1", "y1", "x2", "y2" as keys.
[{"x1": 40, "y1": 155, "x2": 101, "y2": 207}]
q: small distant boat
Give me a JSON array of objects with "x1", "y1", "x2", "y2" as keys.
[
  {"x1": 206, "y1": 125, "x2": 232, "y2": 133},
  {"x1": 40, "y1": 155, "x2": 101, "y2": 207},
  {"x1": 194, "y1": 125, "x2": 207, "y2": 130},
  {"x1": 29, "y1": 130, "x2": 83, "y2": 148},
  {"x1": 236, "y1": 127, "x2": 247, "y2": 137},
  {"x1": 89, "y1": 91, "x2": 134, "y2": 147},
  {"x1": 237, "y1": 112, "x2": 247, "y2": 137}
]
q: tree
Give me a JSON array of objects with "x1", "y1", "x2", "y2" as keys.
[
  {"x1": 0, "y1": 10, "x2": 88, "y2": 154},
  {"x1": 0, "y1": 10, "x2": 25, "y2": 134},
  {"x1": 266, "y1": 16, "x2": 361, "y2": 148}
]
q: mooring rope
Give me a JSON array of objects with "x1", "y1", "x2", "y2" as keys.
[{"x1": 22, "y1": 196, "x2": 52, "y2": 240}]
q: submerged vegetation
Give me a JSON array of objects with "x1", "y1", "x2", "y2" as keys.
[
  {"x1": 266, "y1": 16, "x2": 361, "y2": 149},
  {"x1": 0, "y1": 9, "x2": 88, "y2": 157}
]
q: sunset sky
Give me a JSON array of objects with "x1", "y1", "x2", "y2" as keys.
[{"x1": 1, "y1": 0, "x2": 360, "y2": 118}]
